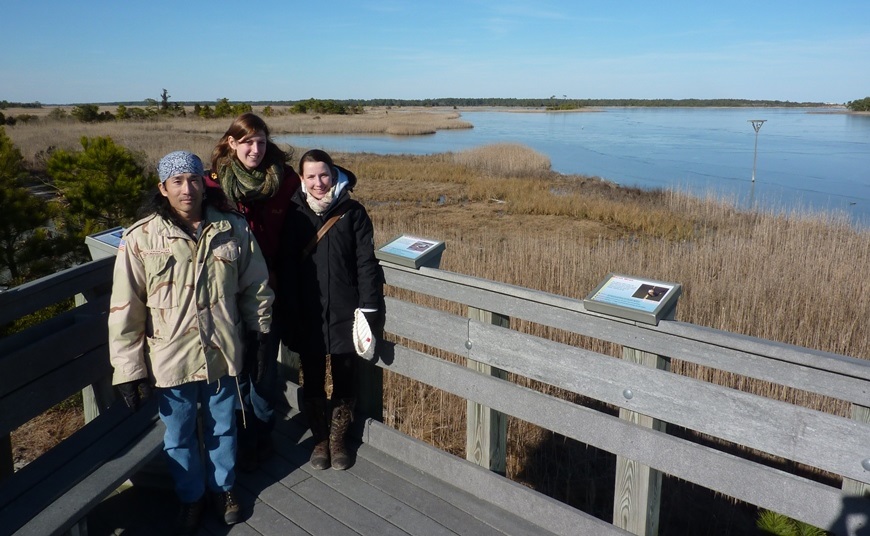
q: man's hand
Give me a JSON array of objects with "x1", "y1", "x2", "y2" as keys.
[{"x1": 116, "y1": 379, "x2": 152, "y2": 411}]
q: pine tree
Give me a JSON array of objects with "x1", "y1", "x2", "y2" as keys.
[
  {"x1": 0, "y1": 127, "x2": 57, "y2": 285},
  {"x1": 46, "y1": 136, "x2": 157, "y2": 258}
]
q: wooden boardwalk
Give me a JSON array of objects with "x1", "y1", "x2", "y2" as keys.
[
  {"x1": 83, "y1": 405, "x2": 615, "y2": 536},
  {"x1": 6, "y1": 257, "x2": 869, "y2": 535}
]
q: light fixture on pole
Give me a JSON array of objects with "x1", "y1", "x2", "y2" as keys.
[{"x1": 748, "y1": 119, "x2": 766, "y2": 182}]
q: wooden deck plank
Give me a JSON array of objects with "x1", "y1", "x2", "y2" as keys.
[
  {"x1": 348, "y1": 455, "x2": 510, "y2": 536},
  {"x1": 245, "y1": 444, "x2": 313, "y2": 490},
  {"x1": 200, "y1": 514, "x2": 262, "y2": 536},
  {"x1": 230, "y1": 480, "x2": 309, "y2": 536},
  {"x1": 269, "y1": 416, "x2": 461, "y2": 536},
  {"x1": 271, "y1": 413, "x2": 510, "y2": 535},
  {"x1": 304, "y1": 464, "x2": 460, "y2": 536},
  {"x1": 359, "y1": 444, "x2": 556, "y2": 536},
  {"x1": 241, "y1": 462, "x2": 359, "y2": 536},
  {"x1": 272, "y1": 408, "x2": 580, "y2": 536},
  {"x1": 362, "y1": 419, "x2": 627, "y2": 536},
  {"x1": 292, "y1": 476, "x2": 412, "y2": 536}
]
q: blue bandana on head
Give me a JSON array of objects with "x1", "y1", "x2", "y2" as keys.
[{"x1": 157, "y1": 151, "x2": 204, "y2": 183}]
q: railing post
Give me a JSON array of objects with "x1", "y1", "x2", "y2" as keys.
[
  {"x1": 82, "y1": 380, "x2": 115, "y2": 423},
  {"x1": 842, "y1": 403, "x2": 870, "y2": 497},
  {"x1": 76, "y1": 291, "x2": 116, "y2": 423},
  {"x1": 465, "y1": 307, "x2": 508, "y2": 475},
  {"x1": 613, "y1": 347, "x2": 670, "y2": 536}
]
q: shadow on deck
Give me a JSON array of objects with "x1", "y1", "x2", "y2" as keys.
[{"x1": 86, "y1": 405, "x2": 604, "y2": 536}]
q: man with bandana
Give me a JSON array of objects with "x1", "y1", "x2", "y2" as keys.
[{"x1": 108, "y1": 150, "x2": 273, "y2": 535}]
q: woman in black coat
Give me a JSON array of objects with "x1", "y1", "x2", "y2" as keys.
[{"x1": 280, "y1": 149, "x2": 384, "y2": 471}]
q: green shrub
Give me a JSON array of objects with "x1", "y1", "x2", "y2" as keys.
[
  {"x1": 46, "y1": 136, "x2": 156, "y2": 255},
  {"x1": 0, "y1": 127, "x2": 59, "y2": 285},
  {"x1": 847, "y1": 97, "x2": 870, "y2": 112}
]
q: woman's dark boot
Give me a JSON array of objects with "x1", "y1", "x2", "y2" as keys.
[
  {"x1": 329, "y1": 398, "x2": 355, "y2": 470},
  {"x1": 305, "y1": 397, "x2": 330, "y2": 470}
]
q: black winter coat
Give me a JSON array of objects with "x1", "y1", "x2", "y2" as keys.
[{"x1": 279, "y1": 167, "x2": 383, "y2": 356}]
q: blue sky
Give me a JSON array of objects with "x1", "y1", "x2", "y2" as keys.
[{"x1": 2, "y1": 1, "x2": 868, "y2": 105}]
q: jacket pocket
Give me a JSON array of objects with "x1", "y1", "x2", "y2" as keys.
[
  {"x1": 210, "y1": 238, "x2": 240, "y2": 298},
  {"x1": 143, "y1": 254, "x2": 177, "y2": 309},
  {"x1": 212, "y1": 239, "x2": 240, "y2": 263}
]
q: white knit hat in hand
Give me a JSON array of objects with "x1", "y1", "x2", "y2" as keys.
[{"x1": 353, "y1": 308, "x2": 376, "y2": 360}]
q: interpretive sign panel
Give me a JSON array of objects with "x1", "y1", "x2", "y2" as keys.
[
  {"x1": 375, "y1": 235, "x2": 445, "y2": 269},
  {"x1": 85, "y1": 227, "x2": 125, "y2": 260},
  {"x1": 583, "y1": 273, "x2": 681, "y2": 325}
]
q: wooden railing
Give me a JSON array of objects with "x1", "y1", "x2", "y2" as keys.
[
  {"x1": 0, "y1": 255, "x2": 116, "y2": 478},
  {"x1": 2, "y1": 257, "x2": 870, "y2": 535},
  {"x1": 346, "y1": 262, "x2": 870, "y2": 535},
  {"x1": 0, "y1": 257, "x2": 170, "y2": 535}
]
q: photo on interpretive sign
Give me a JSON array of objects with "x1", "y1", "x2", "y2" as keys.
[
  {"x1": 408, "y1": 240, "x2": 434, "y2": 252},
  {"x1": 633, "y1": 284, "x2": 669, "y2": 302}
]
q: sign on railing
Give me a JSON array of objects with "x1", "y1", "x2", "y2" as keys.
[
  {"x1": 583, "y1": 273, "x2": 681, "y2": 325},
  {"x1": 85, "y1": 227, "x2": 125, "y2": 260},
  {"x1": 375, "y1": 234, "x2": 445, "y2": 269}
]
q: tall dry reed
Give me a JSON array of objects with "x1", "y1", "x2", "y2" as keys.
[{"x1": 452, "y1": 142, "x2": 551, "y2": 177}]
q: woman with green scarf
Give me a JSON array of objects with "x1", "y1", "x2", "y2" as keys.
[{"x1": 207, "y1": 113, "x2": 300, "y2": 472}]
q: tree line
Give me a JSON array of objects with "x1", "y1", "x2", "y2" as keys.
[
  {"x1": 846, "y1": 97, "x2": 870, "y2": 112},
  {"x1": 3, "y1": 95, "x2": 843, "y2": 118},
  {"x1": 0, "y1": 93, "x2": 366, "y2": 125},
  {"x1": 2, "y1": 95, "x2": 839, "y2": 127}
]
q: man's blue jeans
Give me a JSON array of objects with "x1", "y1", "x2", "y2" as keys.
[{"x1": 158, "y1": 377, "x2": 237, "y2": 503}]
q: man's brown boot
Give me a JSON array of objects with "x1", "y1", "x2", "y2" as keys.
[
  {"x1": 173, "y1": 497, "x2": 205, "y2": 536},
  {"x1": 213, "y1": 488, "x2": 240, "y2": 525}
]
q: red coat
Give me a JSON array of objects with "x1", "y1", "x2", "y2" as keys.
[{"x1": 205, "y1": 167, "x2": 300, "y2": 276}]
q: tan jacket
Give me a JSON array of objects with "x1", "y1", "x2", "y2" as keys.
[{"x1": 109, "y1": 205, "x2": 273, "y2": 388}]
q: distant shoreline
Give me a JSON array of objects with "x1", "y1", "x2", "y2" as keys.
[{"x1": 4, "y1": 103, "x2": 857, "y2": 119}]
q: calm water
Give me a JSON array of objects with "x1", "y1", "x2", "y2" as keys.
[{"x1": 276, "y1": 108, "x2": 870, "y2": 226}]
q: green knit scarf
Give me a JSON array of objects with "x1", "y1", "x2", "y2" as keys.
[{"x1": 217, "y1": 154, "x2": 284, "y2": 203}]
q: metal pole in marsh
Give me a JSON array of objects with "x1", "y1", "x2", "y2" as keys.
[{"x1": 749, "y1": 119, "x2": 766, "y2": 182}]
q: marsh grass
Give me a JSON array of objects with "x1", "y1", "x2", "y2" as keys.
[
  {"x1": 452, "y1": 142, "x2": 551, "y2": 177},
  {"x1": 7, "y1": 113, "x2": 868, "y2": 533}
]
